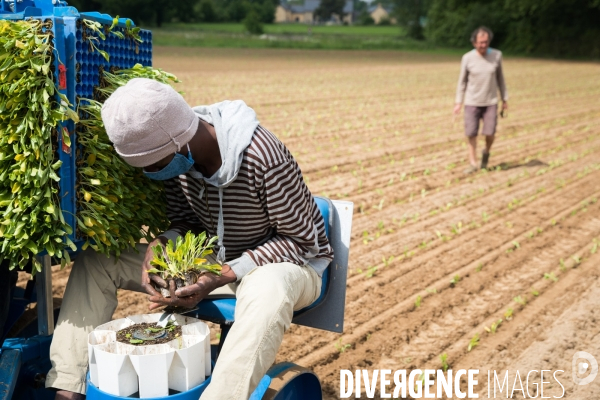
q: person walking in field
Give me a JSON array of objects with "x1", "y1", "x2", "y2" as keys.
[
  {"x1": 454, "y1": 26, "x2": 508, "y2": 174},
  {"x1": 46, "y1": 78, "x2": 333, "y2": 400}
]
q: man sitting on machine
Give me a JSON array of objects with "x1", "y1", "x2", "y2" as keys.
[{"x1": 47, "y1": 78, "x2": 334, "y2": 400}]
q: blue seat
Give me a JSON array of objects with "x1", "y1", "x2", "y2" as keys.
[{"x1": 191, "y1": 196, "x2": 333, "y2": 326}]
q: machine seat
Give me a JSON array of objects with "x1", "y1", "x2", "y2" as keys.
[{"x1": 192, "y1": 197, "x2": 332, "y2": 326}]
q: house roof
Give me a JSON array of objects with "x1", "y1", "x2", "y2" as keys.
[
  {"x1": 281, "y1": 0, "x2": 353, "y2": 14},
  {"x1": 368, "y1": 3, "x2": 394, "y2": 14}
]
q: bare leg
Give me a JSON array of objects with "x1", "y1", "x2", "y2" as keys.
[
  {"x1": 55, "y1": 391, "x2": 86, "y2": 400},
  {"x1": 484, "y1": 135, "x2": 495, "y2": 153},
  {"x1": 468, "y1": 136, "x2": 478, "y2": 166}
]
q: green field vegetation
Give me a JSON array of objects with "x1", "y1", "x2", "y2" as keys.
[
  {"x1": 160, "y1": 22, "x2": 405, "y2": 36},
  {"x1": 150, "y1": 22, "x2": 450, "y2": 51}
]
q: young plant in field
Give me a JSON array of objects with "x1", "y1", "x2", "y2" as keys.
[
  {"x1": 475, "y1": 263, "x2": 484, "y2": 272},
  {"x1": 382, "y1": 255, "x2": 394, "y2": 267},
  {"x1": 559, "y1": 259, "x2": 567, "y2": 271},
  {"x1": 450, "y1": 274, "x2": 461, "y2": 286},
  {"x1": 364, "y1": 266, "x2": 378, "y2": 278},
  {"x1": 513, "y1": 296, "x2": 526, "y2": 306},
  {"x1": 468, "y1": 333, "x2": 480, "y2": 352},
  {"x1": 426, "y1": 288, "x2": 437, "y2": 294},
  {"x1": 485, "y1": 319, "x2": 503, "y2": 334},
  {"x1": 335, "y1": 338, "x2": 351, "y2": 353},
  {"x1": 531, "y1": 288, "x2": 540, "y2": 296},
  {"x1": 450, "y1": 222, "x2": 463, "y2": 235},
  {"x1": 440, "y1": 353, "x2": 449, "y2": 372},
  {"x1": 572, "y1": 255, "x2": 581, "y2": 266},
  {"x1": 148, "y1": 232, "x2": 221, "y2": 292},
  {"x1": 504, "y1": 308, "x2": 514, "y2": 321},
  {"x1": 415, "y1": 295, "x2": 422, "y2": 308},
  {"x1": 544, "y1": 272, "x2": 558, "y2": 282},
  {"x1": 591, "y1": 240, "x2": 598, "y2": 255}
]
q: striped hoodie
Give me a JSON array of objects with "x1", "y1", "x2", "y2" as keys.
[{"x1": 159, "y1": 101, "x2": 333, "y2": 281}]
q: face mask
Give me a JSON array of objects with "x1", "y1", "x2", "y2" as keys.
[{"x1": 143, "y1": 144, "x2": 194, "y2": 180}]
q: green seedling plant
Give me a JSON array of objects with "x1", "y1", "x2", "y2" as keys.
[
  {"x1": 572, "y1": 255, "x2": 581, "y2": 266},
  {"x1": 485, "y1": 319, "x2": 503, "y2": 334},
  {"x1": 148, "y1": 231, "x2": 222, "y2": 283},
  {"x1": 335, "y1": 338, "x2": 351, "y2": 353},
  {"x1": 382, "y1": 255, "x2": 394, "y2": 267},
  {"x1": 440, "y1": 353, "x2": 449, "y2": 372},
  {"x1": 415, "y1": 295, "x2": 422, "y2": 308},
  {"x1": 504, "y1": 308, "x2": 514, "y2": 321},
  {"x1": 364, "y1": 266, "x2": 378, "y2": 278},
  {"x1": 514, "y1": 296, "x2": 526, "y2": 306},
  {"x1": 468, "y1": 333, "x2": 480, "y2": 352},
  {"x1": 559, "y1": 259, "x2": 567, "y2": 271},
  {"x1": 544, "y1": 272, "x2": 558, "y2": 282},
  {"x1": 531, "y1": 288, "x2": 540, "y2": 296},
  {"x1": 450, "y1": 274, "x2": 461, "y2": 286}
]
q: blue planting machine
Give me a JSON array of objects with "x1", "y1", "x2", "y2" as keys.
[{"x1": 0, "y1": 1, "x2": 354, "y2": 399}]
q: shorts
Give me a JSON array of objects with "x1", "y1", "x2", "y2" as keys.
[{"x1": 464, "y1": 104, "x2": 497, "y2": 137}]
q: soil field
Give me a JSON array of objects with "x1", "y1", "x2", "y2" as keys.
[{"x1": 20, "y1": 48, "x2": 600, "y2": 398}]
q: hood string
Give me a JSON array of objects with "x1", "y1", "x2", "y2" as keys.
[
  {"x1": 188, "y1": 171, "x2": 226, "y2": 264},
  {"x1": 216, "y1": 188, "x2": 226, "y2": 264}
]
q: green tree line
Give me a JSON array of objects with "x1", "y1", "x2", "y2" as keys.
[
  {"x1": 394, "y1": 0, "x2": 600, "y2": 57},
  {"x1": 67, "y1": 0, "x2": 278, "y2": 27}
]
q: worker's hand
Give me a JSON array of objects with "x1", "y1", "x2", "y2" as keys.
[
  {"x1": 453, "y1": 103, "x2": 462, "y2": 116},
  {"x1": 147, "y1": 264, "x2": 237, "y2": 310},
  {"x1": 502, "y1": 101, "x2": 508, "y2": 111},
  {"x1": 141, "y1": 237, "x2": 168, "y2": 300}
]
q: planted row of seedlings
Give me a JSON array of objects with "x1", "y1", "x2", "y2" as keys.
[
  {"x1": 356, "y1": 161, "x2": 600, "y2": 282},
  {"x1": 355, "y1": 141, "x2": 600, "y2": 256}
]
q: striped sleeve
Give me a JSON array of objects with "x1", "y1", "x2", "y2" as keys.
[
  {"x1": 228, "y1": 139, "x2": 334, "y2": 279},
  {"x1": 159, "y1": 178, "x2": 205, "y2": 241}
]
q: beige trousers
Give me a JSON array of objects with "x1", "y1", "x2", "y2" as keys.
[{"x1": 46, "y1": 245, "x2": 321, "y2": 399}]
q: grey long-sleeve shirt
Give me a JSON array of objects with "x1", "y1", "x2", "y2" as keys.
[{"x1": 455, "y1": 48, "x2": 508, "y2": 107}]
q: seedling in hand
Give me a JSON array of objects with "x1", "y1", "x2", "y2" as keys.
[{"x1": 148, "y1": 231, "x2": 222, "y2": 295}]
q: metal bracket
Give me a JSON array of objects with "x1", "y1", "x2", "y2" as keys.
[{"x1": 34, "y1": 255, "x2": 54, "y2": 336}]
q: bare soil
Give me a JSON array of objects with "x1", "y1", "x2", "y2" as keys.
[{"x1": 18, "y1": 48, "x2": 600, "y2": 399}]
